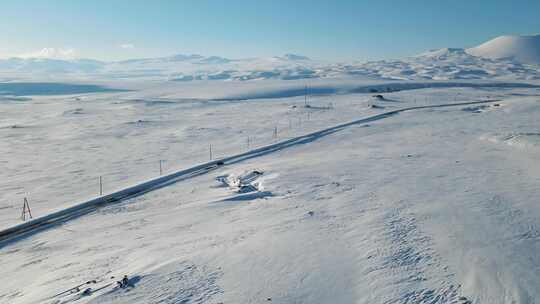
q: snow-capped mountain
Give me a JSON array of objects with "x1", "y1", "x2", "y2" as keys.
[
  {"x1": 1, "y1": 35, "x2": 540, "y2": 81},
  {"x1": 467, "y1": 34, "x2": 540, "y2": 64},
  {"x1": 278, "y1": 53, "x2": 311, "y2": 61},
  {"x1": 347, "y1": 47, "x2": 540, "y2": 81},
  {"x1": 116, "y1": 54, "x2": 231, "y2": 65},
  {"x1": 0, "y1": 57, "x2": 104, "y2": 74}
]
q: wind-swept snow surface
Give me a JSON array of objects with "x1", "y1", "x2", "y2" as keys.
[{"x1": 2, "y1": 78, "x2": 540, "y2": 303}]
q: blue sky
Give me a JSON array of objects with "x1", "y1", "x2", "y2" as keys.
[{"x1": 0, "y1": 0, "x2": 539, "y2": 61}]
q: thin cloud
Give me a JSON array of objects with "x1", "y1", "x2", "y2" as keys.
[{"x1": 120, "y1": 43, "x2": 135, "y2": 49}]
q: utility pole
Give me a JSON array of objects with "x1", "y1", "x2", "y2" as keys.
[
  {"x1": 209, "y1": 144, "x2": 213, "y2": 160},
  {"x1": 304, "y1": 85, "x2": 308, "y2": 106},
  {"x1": 99, "y1": 176, "x2": 103, "y2": 196},
  {"x1": 159, "y1": 160, "x2": 163, "y2": 175},
  {"x1": 21, "y1": 197, "x2": 33, "y2": 221}
]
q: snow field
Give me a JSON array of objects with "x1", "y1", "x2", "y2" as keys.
[{"x1": 1, "y1": 81, "x2": 540, "y2": 303}]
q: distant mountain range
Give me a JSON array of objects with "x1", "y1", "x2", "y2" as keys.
[{"x1": 1, "y1": 35, "x2": 539, "y2": 81}]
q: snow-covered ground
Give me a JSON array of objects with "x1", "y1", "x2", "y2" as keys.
[
  {"x1": 1, "y1": 79, "x2": 536, "y2": 230},
  {"x1": 2, "y1": 77, "x2": 540, "y2": 303}
]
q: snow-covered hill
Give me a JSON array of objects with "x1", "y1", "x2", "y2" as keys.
[
  {"x1": 339, "y1": 47, "x2": 539, "y2": 81},
  {"x1": 2, "y1": 35, "x2": 540, "y2": 81},
  {"x1": 467, "y1": 34, "x2": 540, "y2": 65},
  {"x1": 0, "y1": 57, "x2": 104, "y2": 74}
]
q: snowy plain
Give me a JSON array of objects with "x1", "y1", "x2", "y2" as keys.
[
  {"x1": 2, "y1": 35, "x2": 540, "y2": 303},
  {"x1": 1, "y1": 79, "x2": 540, "y2": 304}
]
